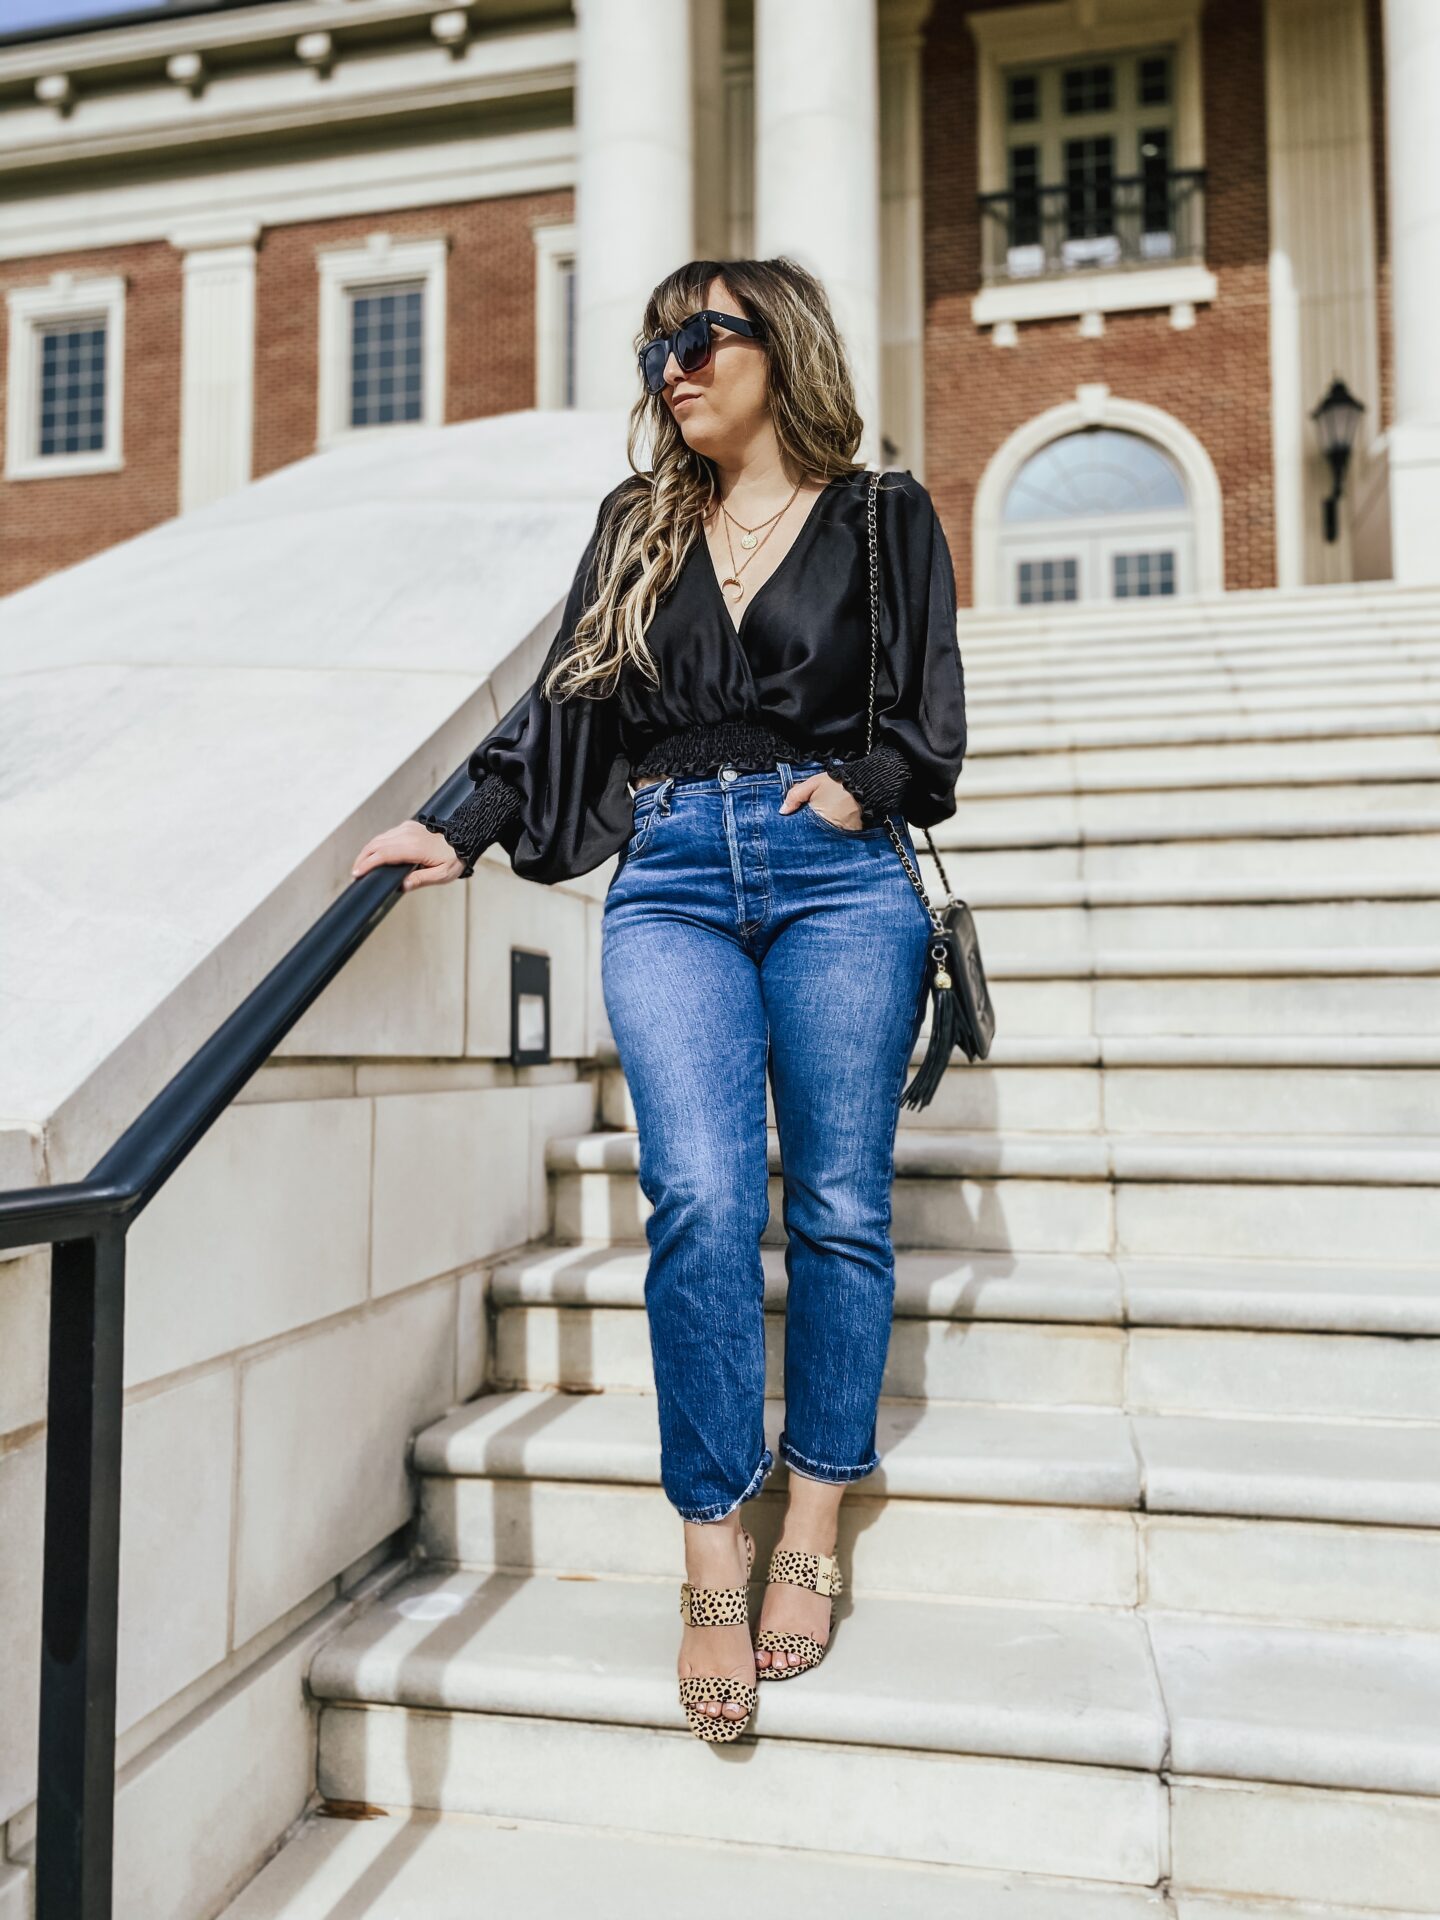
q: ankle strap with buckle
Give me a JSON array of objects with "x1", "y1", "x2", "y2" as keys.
[
  {"x1": 679, "y1": 1582, "x2": 750, "y2": 1626},
  {"x1": 767, "y1": 1546, "x2": 842, "y2": 1599}
]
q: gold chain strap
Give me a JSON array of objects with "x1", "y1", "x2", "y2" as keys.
[{"x1": 864, "y1": 469, "x2": 954, "y2": 985}]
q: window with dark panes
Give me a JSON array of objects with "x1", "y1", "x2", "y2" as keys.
[
  {"x1": 1008, "y1": 71, "x2": 1039, "y2": 123},
  {"x1": 1017, "y1": 558, "x2": 1080, "y2": 605},
  {"x1": 348, "y1": 281, "x2": 424, "y2": 429},
  {"x1": 1065, "y1": 136, "x2": 1115, "y2": 238},
  {"x1": 1113, "y1": 550, "x2": 1177, "y2": 597},
  {"x1": 1008, "y1": 143, "x2": 1042, "y2": 248},
  {"x1": 990, "y1": 46, "x2": 1186, "y2": 280},
  {"x1": 1138, "y1": 55, "x2": 1171, "y2": 105},
  {"x1": 38, "y1": 320, "x2": 107, "y2": 457},
  {"x1": 1062, "y1": 63, "x2": 1114, "y2": 114}
]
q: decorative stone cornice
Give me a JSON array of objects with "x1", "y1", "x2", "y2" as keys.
[
  {"x1": 0, "y1": 24, "x2": 574, "y2": 179},
  {"x1": 0, "y1": 1, "x2": 545, "y2": 84}
]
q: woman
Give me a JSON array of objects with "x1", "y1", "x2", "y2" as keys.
[{"x1": 352, "y1": 257, "x2": 967, "y2": 1744}]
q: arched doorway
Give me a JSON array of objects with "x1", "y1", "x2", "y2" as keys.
[{"x1": 998, "y1": 427, "x2": 1194, "y2": 606}]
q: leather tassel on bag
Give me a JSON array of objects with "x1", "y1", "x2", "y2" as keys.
[{"x1": 903, "y1": 960, "x2": 959, "y2": 1110}]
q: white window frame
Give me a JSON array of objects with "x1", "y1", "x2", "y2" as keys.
[
  {"x1": 5, "y1": 271, "x2": 126, "y2": 480},
  {"x1": 533, "y1": 221, "x2": 577, "y2": 410},
  {"x1": 973, "y1": 383, "x2": 1225, "y2": 608},
  {"x1": 315, "y1": 233, "x2": 447, "y2": 451},
  {"x1": 969, "y1": 0, "x2": 1214, "y2": 331}
]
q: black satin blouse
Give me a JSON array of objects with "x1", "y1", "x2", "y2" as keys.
[{"x1": 441, "y1": 466, "x2": 966, "y2": 886}]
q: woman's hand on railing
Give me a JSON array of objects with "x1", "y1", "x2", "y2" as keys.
[{"x1": 351, "y1": 821, "x2": 466, "y2": 892}]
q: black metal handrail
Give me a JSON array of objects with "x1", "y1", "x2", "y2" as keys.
[
  {"x1": 0, "y1": 762, "x2": 473, "y2": 1920},
  {"x1": 978, "y1": 166, "x2": 1206, "y2": 286}
]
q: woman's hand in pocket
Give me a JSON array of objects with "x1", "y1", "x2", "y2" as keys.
[
  {"x1": 351, "y1": 821, "x2": 466, "y2": 892},
  {"x1": 778, "y1": 772, "x2": 866, "y2": 831}
]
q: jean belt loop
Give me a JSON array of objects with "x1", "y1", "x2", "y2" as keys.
[
  {"x1": 658, "y1": 774, "x2": 675, "y2": 814},
  {"x1": 777, "y1": 758, "x2": 794, "y2": 795}
]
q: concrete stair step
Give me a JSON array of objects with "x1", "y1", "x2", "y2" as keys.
[
  {"x1": 950, "y1": 831, "x2": 1440, "y2": 888},
  {"x1": 414, "y1": 1391, "x2": 1440, "y2": 1531},
  {"x1": 956, "y1": 581, "x2": 1440, "y2": 649},
  {"x1": 491, "y1": 1305, "x2": 1439, "y2": 1419},
  {"x1": 224, "y1": 1808, "x2": 1440, "y2": 1920},
  {"x1": 973, "y1": 680, "x2": 1440, "y2": 733},
  {"x1": 952, "y1": 784, "x2": 1440, "y2": 836},
  {"x1": 487, "y1": 1245, "x2": 1440, "y2": 1335},
  {"x1": 413, "y1": 1394, "x2": 1440, "y2": 1633},
  {"x1": 548, "y1": 1126, "x2": 1440, "y2": 1186},
  {"x1": 927, "y1": 871, "x2": 1440, "y2": 912},
  {"x1": 546, "y1": 1127, "x2": 1440, "y2": 1260},
  {"x1": 974, "y1": 727, "x2": 1440, "y2": 787},
  {"x1": 601, "y1": 1053, "x2": 1440, "y2": 1139},
  {"x1": 960, "y1": 629, "x2": 1440, "y2": 673},
  {"x1": 215, "y1": 1808, "x2": 1182, "y2": 1920},
  {"x1": 958, "y1": 755, "x2": 1440, "y2": 803},
  {"x1": 537, "y1": 1183, "x2": 1431, "y2": 1261},
  {"x1": 973, "y1": 704, "x2": 1440, "y2": 762},
  {"x1": 965, "y1": 643, "x2": 1440, "y2": 692},
  {"x1": 307, "y1": 1569, "x2": 1440, "y2": 1899},
  {"x1": 945, "y1": 803, "x2": 1440, "y2": 850},
  {"x1": 310, "y1": 1569, "x2": 1168, "y2": 1774},
  {"x1": 957, "y1": 893, "x2": 1440, "y2": 960},
  {"x1": 987, "y1": 950, "x2": 1440, "y2": 1038}
]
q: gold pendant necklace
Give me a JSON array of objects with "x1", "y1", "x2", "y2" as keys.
[{"x1": 717, "y1": 479, "x2": 803, "y2": 603}]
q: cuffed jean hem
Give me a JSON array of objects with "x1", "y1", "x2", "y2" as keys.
[
  {"x1": 779, "y1": 1434, "x2": 882, "y2": 1485},
  {"x1": 672, "y1": 1443, "x2": 775, "y2": 1524}
]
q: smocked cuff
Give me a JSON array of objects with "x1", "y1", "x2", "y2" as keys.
[
  {"x1": 414, "y1": 773, "x2": 524, "y2": 878},
  {"x1": 832, "y1": 744, "x2": 912, "y2": 825}
]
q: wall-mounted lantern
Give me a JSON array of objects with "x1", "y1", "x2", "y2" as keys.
[
  {"x1": 1311, "y1": 377, "x2": 1366, "y2": 543},
  {"x1": 511, "y1": 948, "x2": 551, "y2": 1067}
]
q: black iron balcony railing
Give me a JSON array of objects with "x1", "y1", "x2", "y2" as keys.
[
  {"x1": 0, "y1": 758, "x2": 475, "y2": 1920},
  {"x1": 978, "y1": 167, "x2": 1206, "y2": 286}
]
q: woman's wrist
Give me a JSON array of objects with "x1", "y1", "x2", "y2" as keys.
[
  {"x1": 413, "y1": 774, "x2": 524, "y2": 878},
  {"x1": 831, "y1": 744, "x2": 911, "y2": 825}
]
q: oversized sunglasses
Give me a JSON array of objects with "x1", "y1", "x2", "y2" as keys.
[{"x1": 637, "y1": 309, "x2": 767, "y2": 396}]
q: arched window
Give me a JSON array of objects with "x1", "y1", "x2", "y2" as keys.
[{"x1": 998, "y1": 427, "x2": 1195, "y2": 605}]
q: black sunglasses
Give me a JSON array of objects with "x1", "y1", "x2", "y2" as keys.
[{"x1": 638, "y1": 309, "x2": 767, "y2": 396}]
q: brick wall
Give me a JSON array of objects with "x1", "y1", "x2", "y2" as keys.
[
  {"x1": 0, "y1": 188, "x2": 571, "y2": 595},
  {"x1": 0, "y1": 241, "x2": 181, "y2": 598},
  {"x1": 923, "y1": 0, "x2": 1276, "y2": 602},
  {"x1": 253, "y1": 189, "x2": 571, "y2": 480}
]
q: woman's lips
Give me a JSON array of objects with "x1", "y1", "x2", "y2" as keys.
[{"x1": 673, "y1": 394, "x2": 699, "y2": 410}]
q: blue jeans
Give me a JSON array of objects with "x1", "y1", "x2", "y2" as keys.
[{"x1": 600, "y1": 757, "x2": 934, "y2": 1524}]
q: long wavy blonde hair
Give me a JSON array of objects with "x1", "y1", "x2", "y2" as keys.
[{"x1": 541, "y1": 256, "x2": 871, "y2": 703}]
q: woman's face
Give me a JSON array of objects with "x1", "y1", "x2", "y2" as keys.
[{"x1": 660, "y1": 276, "x2": 768, "y2": 457}]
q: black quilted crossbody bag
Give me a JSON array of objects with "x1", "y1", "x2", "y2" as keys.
[{"x1": 863, "y1": 468, "x2": 996, "y2": 1108}]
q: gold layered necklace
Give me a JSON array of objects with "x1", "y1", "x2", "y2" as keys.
[{"x1": 714, "y1": 477, "x2": 804, "y2": 606}]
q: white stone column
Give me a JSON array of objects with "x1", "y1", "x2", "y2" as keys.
[
  {"x1": 574, "y1": 0, "x2": 696, "y2": 410},
  {"x1": 171, "y1": 217, "x2": 259, "y2": 514},
  {"x1": 1384, "y1": 0, "x2": 1440, "y2": 582},
  {"x1": 1265, "y1": 0, "x2": 1382, "y2": 587},
  {"x1": 880, "y1": 0, "x2": 934, "y2": 476},
  {"x1": 754, "y1": 0, "x2": 882, "y2": 467}
]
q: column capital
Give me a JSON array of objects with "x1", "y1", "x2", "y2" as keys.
[
  {"x1": 879, "y1": 0, "x2": 935, "y2": 50},
  {"x1": 168, "y1": 215, "x2": 261, "y2": 255}
]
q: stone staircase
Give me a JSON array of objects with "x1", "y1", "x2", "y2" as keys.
[{"x1": 222, "y1": 583, "x2": 1440, "y2": 1918}]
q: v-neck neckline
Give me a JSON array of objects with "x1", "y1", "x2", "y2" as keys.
[{"x1": 701, "y1": 471, "x2": 846, "y2": 641}]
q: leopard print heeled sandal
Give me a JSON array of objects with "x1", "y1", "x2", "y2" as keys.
[
  {"x1": 677, "y1": 1524, "x2": 757, "y2": 1743},
  {"x1": 753, "y1": 1543, "x2": 842, "y2": 1682}
]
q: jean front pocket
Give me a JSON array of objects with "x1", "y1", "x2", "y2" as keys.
[
  {"x1": 801, "y1": 799, "x2": 887, "y2": 840},
  {"x1": 627, "y1": 795, "x2": 663, "y2": 857}
]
